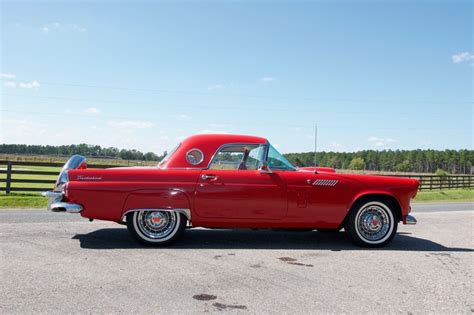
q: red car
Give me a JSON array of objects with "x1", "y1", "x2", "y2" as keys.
[{"x1": 43, "y1": 134, "x2": 418, "y2": 247}]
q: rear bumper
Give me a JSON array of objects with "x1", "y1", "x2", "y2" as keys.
[
  {"x1": 403, "y1": 214, "x2": 417, "y2": 225},
  {"x1": 42, "y1": 191, "x2": 83, "y2": 213}
]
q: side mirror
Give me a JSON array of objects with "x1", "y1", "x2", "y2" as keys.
[{"x1": 259, "y1": 163, "x2": 272, "y2": 174}]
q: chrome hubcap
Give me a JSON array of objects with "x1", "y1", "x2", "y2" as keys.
[
  {"x1": 356, "y1": 205, "x2": 391, "y2": 242},
  {"x1": 136, "y1": 211, "x2": 177, "y2": 239}
]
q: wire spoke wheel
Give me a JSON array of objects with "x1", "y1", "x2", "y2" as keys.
[
  {"x1": 127, "y1": 210, "x2": 186, "y2": 245},
  {"x1": 136, "y1": 211, "x2": 177, "y2": 239},
  {"x1": 345, "y1": 200, "x2": 397, "y2": 247},
  {"x1": 355, "y1": 205, "x2": 391, "y2": 242}
]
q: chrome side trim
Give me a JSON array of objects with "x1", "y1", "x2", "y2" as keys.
[
  {"x1": 121, "y1": 208, "x2": 191, "y2": 222},
  {"x1": 50, "y1": 202, "x2": 83, "y2": 213},
  {"x1": 404, "y1": 214, "x2": 417, "y2": 225}
]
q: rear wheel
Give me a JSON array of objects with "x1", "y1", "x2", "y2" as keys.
[
  {"x1": 126, "y1": 210, "x2": 186, "y2": 246},
  {"x1": 344, "y1": 199, "x2": 398, "y2": 247}
]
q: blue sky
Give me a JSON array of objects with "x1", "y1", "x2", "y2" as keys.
[{"x1": 1, "y1": 0, "x2": 472, "y2": 154}]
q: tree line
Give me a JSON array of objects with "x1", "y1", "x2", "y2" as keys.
[
  {"x1": 0, "y1": 144, "x2": 473, "y2": 174},
  {"x1": 284, "y1": 149, "x2": 474, "y2": 174},
  {"x1": 0, "y1": 144, "x2": 165, "y2": 162}
]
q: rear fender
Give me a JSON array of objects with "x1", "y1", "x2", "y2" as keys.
[{"x1": 121, "y1": 189, "x2": 192, "y2": 221}]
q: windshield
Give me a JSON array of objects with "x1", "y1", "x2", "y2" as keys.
[
  {"x1": 158, "y1": 143, "x2": 180, "y2": 167},
  {"x1": 267, "y1": 144, "x2": 296, "y2": 171}
]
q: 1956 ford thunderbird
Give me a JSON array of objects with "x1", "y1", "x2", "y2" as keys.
[{"x1": 43, "y1": 134, "x2": 418, "y2": 247}]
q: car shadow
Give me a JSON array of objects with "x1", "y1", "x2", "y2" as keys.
[{"x1": 72, "y1": 228, "x2": 474, "y2": 252}]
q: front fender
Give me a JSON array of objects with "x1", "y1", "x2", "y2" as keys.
[
  {"x1": 121, "y1": 189, "x2": 192, "y2": 221},
  {"x1": 347, "y1": 190, "x2": 407, "y2": 218}
]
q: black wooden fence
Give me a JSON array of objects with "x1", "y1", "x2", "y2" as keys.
[
  {"x1": 0, "y1": 160, "x2": 122, "y2": 193},
  {"x1": 389, "y1": 174, "x2": 473, "y2": 191},
  {"x1": 1, "y1": 160, "x2": 473, "y2": 193}
]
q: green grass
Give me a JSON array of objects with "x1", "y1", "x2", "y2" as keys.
[
  {"x1": 0, "y1": 193, "x2": 48, "y2": 208},
  {"x1": 413, "y1": 189, "x2": 474, "y2": 203}
]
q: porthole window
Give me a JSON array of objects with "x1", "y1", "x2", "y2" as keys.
[{"x1": 186, "y1": 148, "x2": 204, "y2": 165}]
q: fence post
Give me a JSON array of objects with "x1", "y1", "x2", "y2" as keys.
[
  {"x1": 429, "y1": 176, "x2": 433, "y2": 190},
  {"x1": 5, "y1": 161, "x2": 12, "y2": 194}
]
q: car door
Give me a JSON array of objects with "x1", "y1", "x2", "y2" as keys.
[
  {"x1": 281, "y1": 170, "x2": 357, "y2": 226},
  {"x1": 193, "y1": 144, "x2": 287, "y2": 220}
]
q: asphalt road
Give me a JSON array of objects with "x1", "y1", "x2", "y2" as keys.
[{"x1": 1, "y1": 203, "x2": 473, "y2": 313}]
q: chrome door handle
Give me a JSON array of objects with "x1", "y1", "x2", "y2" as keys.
[{"x1": 201, "y1": 174, "x2": 218, "y2": 180}]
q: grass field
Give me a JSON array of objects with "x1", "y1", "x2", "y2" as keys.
[
  {"x1": 0, "y1": 194, "x2": 48, "y2": 208},
  {"x1": 413, "y1": 189, "x2": 474, "y2": 203},
  {"x1": 1, "y1": 189, "x2": 472, "y2": 209}
]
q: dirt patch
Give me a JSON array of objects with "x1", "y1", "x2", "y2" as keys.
[
  {"x1": 288, "y1": 262, "x2": 313, "y2": 267},
  {"x1": 278, "y1": 257, "x2": 297, "y2": 262},
  {"x1": 213, "y1": 302, "x2": 248, "y2": 311},
  {"x1": 193, "y1": 294, "x2": 217, "y2": 301}
]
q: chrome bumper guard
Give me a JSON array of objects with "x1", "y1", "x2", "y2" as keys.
[
  {"x1": 42, "y1": 191, "x2": 83, "y2": 213},
  {"x1": 403, "y1": 214, "x2": 417, "y2": 225}
]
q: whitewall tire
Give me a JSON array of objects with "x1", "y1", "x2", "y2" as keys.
[
  {"x1": 344, "y1": 199, "x2": 398, "y2": 247},
  {"x1": 126, "y1": 210, "x2": 186, "y2": 246}
]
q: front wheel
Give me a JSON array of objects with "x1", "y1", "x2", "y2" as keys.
[
  {"x1": 126, "y1": 210, "x2": 186, "y2": 246},
  {"x1": 344, "y1": 200, "x2": 398, "y2": 247}
]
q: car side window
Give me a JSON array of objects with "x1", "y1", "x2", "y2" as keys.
[
  {"x1": 267, "y1": 144, "x2": 296, "y2": 170},
  {"x1": 209, "y1": 144, "x2": 264, "y2": 170}
]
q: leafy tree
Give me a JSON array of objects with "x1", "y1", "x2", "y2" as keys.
[{"x1": 349, "y1": 157, "x2": 365, "y2": 170}]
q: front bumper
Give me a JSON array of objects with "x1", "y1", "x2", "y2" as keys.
[{"x1": 42, "y1": 191, "x2": 83, "y2": 213}]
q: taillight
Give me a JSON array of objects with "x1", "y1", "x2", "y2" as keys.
[{"x1": 64, "y1": 182, "x2": 69, "y2": 197}]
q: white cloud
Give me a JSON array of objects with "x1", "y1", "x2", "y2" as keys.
[
  {"x1": 1, "y1": 119, "x2": 47, "y2": 143},
  {"x1": 207, "y1": 84, "x2": 224, "y2": 91},
  {"x1": 452, "y1": 52, "x2": 474, "y2": 64},
  {"x1": 41, "y1": 22, "x2": 87, "y2": 34},
  {"x1": 108, "y1": 120, "x2": 155, "y2": 129},
  {"x1": 261, "y1": 77, "x2": 276, "y2": 82},
  {"x1": 84, "y1": 107, "x2": 101, "y2": 115},
  {"x1": 1, "y1": 73, "x2": 16, "y2": 79},
  {"x1": 18, "y1": 80, "x2": 40, "y2": 89},
  {"x1": 3, "y1": 81, "x2": 16, "y2": 88},
  {"x1": 368, "y1": 136, "x2": 397, "y2": 148}
]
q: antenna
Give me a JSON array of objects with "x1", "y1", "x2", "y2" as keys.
[{"x1": 314, "y1": 123, "x2": 317, "y2": 167}]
